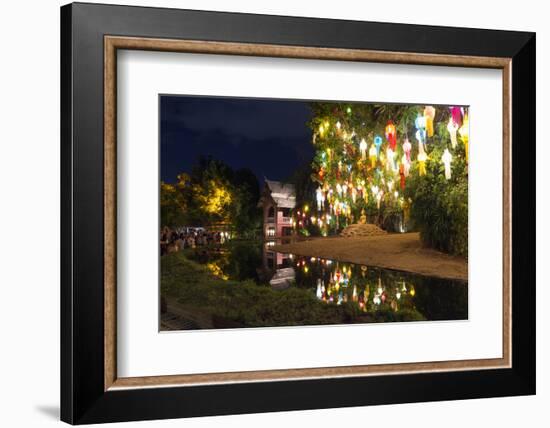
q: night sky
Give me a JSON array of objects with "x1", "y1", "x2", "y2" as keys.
[{"x1": 160, "y1": 95, "x2": 315, "y2": 184}]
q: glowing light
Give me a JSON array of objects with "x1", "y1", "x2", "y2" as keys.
[
  {"x1": 424, "y1": 106, "x2": 436, "y2": 137},
  {"x1": 403, "y1": 136, "x2": 412, "y2": 163},
  {"x1": 369, "y1": 143, "x2": 377, "y2": 168},
  {"x1": 441, "y1": 148, "x2": 453, "y2": 180},
  {"x1": 459, "y1": 114, "x2": 469, "y2": 162},
  {"x1": 386, "y1": 147, "x2": 397, "y2": 172},
  {"x1": 385, "y1": 121, "x2": 397, "y2": 151},
  {"x1": 374, "y1": 135, "x2": 383, "y2": 156},
  {"x1": 316, "y1": 187, "x2": 324, "y2": 211},
  {"x1": 359, "y1": 138, "x2": 367, "y2": 160},
  {"x1": 415, "y1": 115, "x2": 427, "y2": 147},
  {"x1": 447, "y1": 117, "x2": 459, "y2": 149},
  {"x1": 417, "y1": 139, "x2": 427, "y2": 175}
]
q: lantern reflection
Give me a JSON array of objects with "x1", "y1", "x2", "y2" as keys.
[{"x1": 290, "y1": 255, "x2": 417, "y2": 313}]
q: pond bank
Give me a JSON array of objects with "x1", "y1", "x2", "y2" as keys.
[{"x1": 272, "y1": 232, "x2": 467, "y2": 281}]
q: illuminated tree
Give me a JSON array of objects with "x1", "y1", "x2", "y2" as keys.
[{"x1": 303, "y1": 102, "x2": 468, "y2": 255}]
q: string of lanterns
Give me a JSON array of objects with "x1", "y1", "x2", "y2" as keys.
[{"x1": 304, "y1": 104, "x2": 469, "y2": 231}]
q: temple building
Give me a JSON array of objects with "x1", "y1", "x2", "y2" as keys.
[{"x1": 258, "y1": 179, "x2": 296, "y2": 239}]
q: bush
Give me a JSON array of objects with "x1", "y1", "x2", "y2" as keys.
[{"x1": 405, "y1": 122, "x2": 468, "y2": 257}]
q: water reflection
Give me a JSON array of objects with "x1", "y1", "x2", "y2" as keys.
[{"x1": 189, "y1": 239, "x2": 468, "y2": 321}]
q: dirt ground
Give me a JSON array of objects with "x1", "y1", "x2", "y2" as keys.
[{"x1": 273, "y1": 232, "x2": 467, "y2": 281}]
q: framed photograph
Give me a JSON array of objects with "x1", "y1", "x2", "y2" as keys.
[{"x1": 61, "y1": 2, "x2": 536, "y2": 424}]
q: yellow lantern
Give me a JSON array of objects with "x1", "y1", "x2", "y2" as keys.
[
  {"x1": 459, "y1": 114, "x2": 469, "y2": 162},
  {"x1": 417, "y1": 151, "x2": 427, "y2": 176},
  {"x1": 359, "y1": 138, "x2": 367, "y2": 160},
  {"x1": 369, "y1": 143, "x2": 377, "y2": 168},
  {"x1": 424, "y1": 106, "x2": 436, "y2": 137}
]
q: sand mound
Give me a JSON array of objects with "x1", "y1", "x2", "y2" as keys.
[{"x1": 340, "y1": 223, "x2": 387, "y2": 238}]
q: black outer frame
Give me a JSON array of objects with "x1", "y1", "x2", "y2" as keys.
[{"x1": 60, "y1": 2, "x2": 536, "y2": 424}]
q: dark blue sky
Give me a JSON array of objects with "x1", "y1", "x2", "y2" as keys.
[{"x1": 160, "y1": 95, "x2": 314, "y2": 183}]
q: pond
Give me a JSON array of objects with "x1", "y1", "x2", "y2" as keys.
[{"x1": 186, "y1": 239, "x2": 468, "y2": 322}]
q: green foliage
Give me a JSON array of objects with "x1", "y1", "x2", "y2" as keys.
[
  {"x1": 405, "y1": 122, "x2": 469, "y2": 257},
  {"x1": 160, "y1": 157, "x2": 262, "y2": 237}
]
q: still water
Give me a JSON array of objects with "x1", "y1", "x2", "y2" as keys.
[{"x1": 188, "y1": 240, "x2": 468, "y2": 321}]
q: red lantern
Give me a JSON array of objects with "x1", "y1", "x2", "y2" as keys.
[{"x1": 385, "y1": 121, "x2": 397, "y2": 151}]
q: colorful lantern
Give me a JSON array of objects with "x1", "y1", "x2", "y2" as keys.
[
  {"x1": 417, "y1": 151, "x2": 427, "y2": 176},
  {"x1": 359, "y1": 138, "x2": 368, "y2": 160},
  {"x1": 403, "y1": 136, "x2": 412, "y2": 162},
  {"x1": 459, "y1": 114, "x2": 469, "y2": 162},
  {"x1": 424, "y1": 106, "x2": 436, "y2": 137},
  {"x1": 415, "y1": 115, "x2": 427, "y2": 145},
  {"x1": 385, "y1": 121, "x2": 397, "y2": 150},
  {"x1": 376, "y1": 190, "x2": 383, "y2": 209},
  {"x1": 447, "y1": 117, "x2": 459, "y2": 149},
  {"x1": 316, "y1": 187, "x2": 324, "y2": 211},
  {"x1": 369, "y1": 143, "x2": 377, "y2": 168},
  {"x1": 401, "y1": 154, "x2": 410, "y2": 177},
  {"x1": 441, "y1": 148, "x2": 453, "y2": 180},
  {"x1": 374, "y1": 135, "x2": 383, "y2": 156},
  {"x1": 386, "y1": 147, "x2": 396, "y2": 172},
  {"x1": 351, "y1": 187, "x2": 357, "y2": 203},
  {"x1": 399, "y1": 163, "x2": 406, "y2": 189},
  {"x1": 449, "y1": 106, "x2": 462, "y2": 126}
]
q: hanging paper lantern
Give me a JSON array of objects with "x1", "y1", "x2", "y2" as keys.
[
  {"x1": 403, "y1": 136, "x2": 412, "y2": 163},
  {"x1": 401, "y1": 154, "x2": 410, "y2": 177},
  {"x1": 415, "y1": 115, "x2": 427, "y2": 145},
  {"x1": 374, "y1": 135, "x2": 383, "y2": 156},
  {"x1": 447, "y1": 117, "x2": 459, "y2": 149},
  {"x1": 459, "y1": 113, "x2": 469, "y2": 162},
  {"x1": 376, "y1": 191, "x2": 383, "y2": 209},
  {"x1": 351, "y1": 187, "x2": 357, "y2": 203},
  {"x1": 316, "y1": 280, "x2": 323, "y2": 299},
  {"x1": 424, "y1": 106, "x2": 436, "y2": 137},
  {"x1": 449, "y1": 106, "x2": 462, "y2": 127},
  {"x1": 441, "y1": 148, "x2": 453, "y2": 180},
  {"x1": 417, "y1": 151, "x2": 427, "y2": 176},
  {"x1": 316, "y1": 187, "x2": 324, "y2": 211},
  {"x1": 336, "y1": 121, "x2": 342, "y2": 131},
  {"x1": 385, "y1": 147, "x2": 396, "y2": 172},
  {"x1": 385, "y1": 121, "x2": 397, "y2": 151},
  {"x1": 399, "y1": 163, "x2": 406, "y2": 189},
  {"x1": 359, "y1": 138, "x2": 367, "y2": 160},
  {"x1": 369, "y1": 143, "x2": 377, "y2": 168}
]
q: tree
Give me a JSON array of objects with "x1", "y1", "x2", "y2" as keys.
[
  {"x1": 161, "y1": 157, "x2": 262, "y2": 238},
  {"x1": 306, "y1": 102, "x2": 468, "y2": 255}
]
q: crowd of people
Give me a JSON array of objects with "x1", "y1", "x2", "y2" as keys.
[{"x1": 160, "y1": 226, "x2": 230, "y2": 256}]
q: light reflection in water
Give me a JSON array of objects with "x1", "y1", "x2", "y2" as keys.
[{"x1": 189, "y1": 240, "x2": 467, "y2": 321}]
